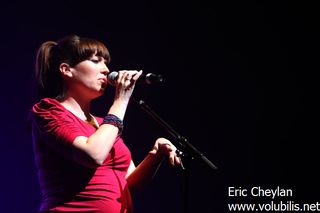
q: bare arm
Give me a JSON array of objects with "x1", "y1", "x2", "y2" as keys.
[
  {"x1": 126, "y1": 138, "x2": 181, "y2": 195},
  {"x1": 71, "y1": 71, "x2": 142, "y2": 168}
]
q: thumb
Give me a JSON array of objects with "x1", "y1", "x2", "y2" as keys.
[{"x1": 149, "y1": 144, "x2": 159, "y2": 155}]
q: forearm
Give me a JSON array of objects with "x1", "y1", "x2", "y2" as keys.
[
  {"x1": 84, "y1": 124, "x2": 119, "y2": 165},
  {"x1": 73, "y1": 101, "x2": 128, "y2": 167},
  {"x1": 126, "y1": 138, "x2": 181, "y2": 194},
  {"x1": 107, "y1": 99, "x2": 129, "y2": 120},
  {"x1": 126, "y1": 152, "x2": 165, "y2": 195}
]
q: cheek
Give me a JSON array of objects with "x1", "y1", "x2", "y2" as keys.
[
  {"x1": 76, "y1": 68, "x2": 98, "y2": 81},
  {"x1": 72, "y1": 63, "x2": 100, "y2": 87},
  {"x1": 81, "y1": 71, "x2": 100, "y2": 88}
]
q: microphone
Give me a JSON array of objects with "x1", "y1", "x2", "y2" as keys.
[{"x1": 107, "y1": 71, "x2": 164, "y2": 86}]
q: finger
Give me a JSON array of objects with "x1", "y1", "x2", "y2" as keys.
[
  {"x1": 149, "y1": 148, "x2": 157, "y2": 155},
  {"x1": 132, "y1": 70, "x2": 143, "y2": 81},
  {"x1": 122, "y1": 70, "x2": 139, "y2": 79},
  {"x1": 164, "y1": 144, "x2": 173, "y2": 152},
  {"x1": 123, "y1": 71, "x2": 140, "y2": 88},
  {"x1": 169, "y1": 152, "x2": 175, "y2": 166},
  {"x1": 118, "y1": 71, "x2": 130, "y2": 85},
  {"x1": 123, "y1": 73, "x2": 134, "y2": 88},
  {"x1": 175, "y1": 155, "x2": 181, "y2": 165},
  {"x1": 125, "y1": 72, "x2": 132, "y2": 81},
  {"x1": 155, "y1": 137, "x2": 170, "y2": 144},
  {"x1": 119, "y1": 71, "x2": 131, "y2": 79},
  {"x1": 117, "y1": 71, "x2": 125, "y2": 83},
  {"x1": 157, "y1": 143, "x2": 171, "y2": 154},
  {"x1": 149, "y1": 144, "x2": 159, "y2": 155}
]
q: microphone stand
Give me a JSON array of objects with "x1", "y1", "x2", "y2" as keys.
[{"x1": 133, "y1": 97, "x2": 218, "y2": 213}]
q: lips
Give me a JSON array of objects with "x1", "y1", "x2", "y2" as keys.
[{"x1": 98, "y1": 78, "x2": 107, "y2": 84}]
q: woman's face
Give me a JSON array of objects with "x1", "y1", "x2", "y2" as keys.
[{"x1": 68, "y1": 53, "x2": 109, "y2": 99}]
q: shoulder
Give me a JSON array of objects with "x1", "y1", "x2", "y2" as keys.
[
  {"x1": 32, "y1": 98, "x2": 64, "y2": 114},
  {"x1": 30, "y1": 98, "x2": 71, "y2": 123},
  {"x1": 30, "y1": 98, "x2": 86, "y2": 141}
]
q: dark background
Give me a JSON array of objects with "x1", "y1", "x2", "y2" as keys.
[{"x1": 1, "y1": 1, "x2": 319, "y2": 212}]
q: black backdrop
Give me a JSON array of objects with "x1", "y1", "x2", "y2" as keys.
[{"x1": 1, "y1": 1, "x2": 319, "y2": 212}]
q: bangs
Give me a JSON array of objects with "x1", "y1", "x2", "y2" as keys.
[{"x1": 77, "y1": 38, "x2": 111, "y2": 64}]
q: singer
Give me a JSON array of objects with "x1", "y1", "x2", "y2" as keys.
[{"x1": 29, "y1": 34, "x2": 181, "y2": 213}]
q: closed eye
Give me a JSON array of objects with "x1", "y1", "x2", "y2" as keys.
[
  {"x1": 90, "y1": 59, "x2": 99, "y2": 63},
  {"x1": 89, "y1": 56, "x2": 106, "y2": 64}
]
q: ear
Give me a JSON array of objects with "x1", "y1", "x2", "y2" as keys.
[{"x1": 59, "y1": 63, "x2": 73, "y2": 78}]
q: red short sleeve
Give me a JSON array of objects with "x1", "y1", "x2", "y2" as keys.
[{"x1": 31, "y1": 98, "x2": 93, "y2": 152}]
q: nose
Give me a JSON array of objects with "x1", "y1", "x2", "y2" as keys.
[{"x1": 101, "y1": 64, "x2": 110, "y2": 76}]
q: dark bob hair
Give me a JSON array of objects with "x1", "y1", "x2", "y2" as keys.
[{"x1": 35, "y1": 34, "x2": 110, "y2": 99}]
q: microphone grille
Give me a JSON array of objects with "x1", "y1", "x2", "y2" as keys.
[{"x1": 107, "y1": 71, "x2": 118, "y2": 86}]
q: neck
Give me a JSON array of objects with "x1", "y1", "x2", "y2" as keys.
[{"x1": 59, "y1": 93, "x2": 92, "y2": 121}]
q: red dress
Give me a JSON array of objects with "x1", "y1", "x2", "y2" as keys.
[{"x1": 30, "y1": 98, "x2": 133, "y2": 213}]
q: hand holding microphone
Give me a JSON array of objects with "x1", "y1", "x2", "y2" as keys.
[
  {"x1": 108, "y1": 70, "x2": 163, "y2": 86},
  {"x1": 108, "y1": 70, "x2": 163, "y2": 117},
  {"x1": 108, "y1": 70, "x2": 143, "y2": 117}
]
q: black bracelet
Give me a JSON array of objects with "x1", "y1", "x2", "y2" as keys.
[{"x1": 102, "y1": 114, "x2": 124, "y2": 135}]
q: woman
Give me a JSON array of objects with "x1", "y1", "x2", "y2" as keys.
[{"x1": 30, "y1": 34, "x2": 181, "y2": 212}]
